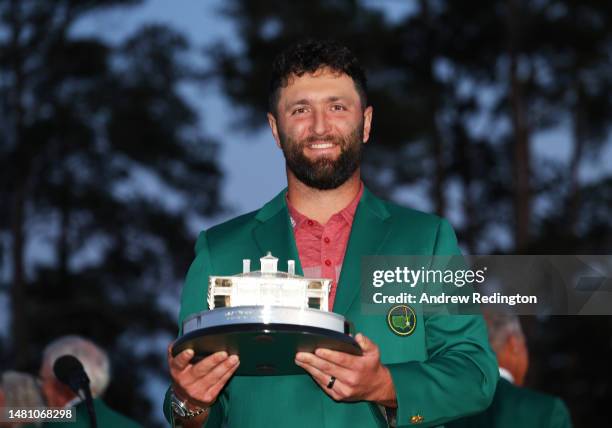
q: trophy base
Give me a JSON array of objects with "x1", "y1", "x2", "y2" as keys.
[{"x1": 172, "y1": 306, "x2": 362, "y2": 376}]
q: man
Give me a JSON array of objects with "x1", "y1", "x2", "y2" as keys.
[
  {"x1": 447, "y1": 313, "x2": 573, "y2": 428},
  {"x1": 0, "y1": 371, "x2": 45, "y2": 427},
  {"x1": 166, "y1": 39, "x2": 498, "y2": 428},
  {"x1": 34, "y1": 336, "x2": 141, "y2": 428}
]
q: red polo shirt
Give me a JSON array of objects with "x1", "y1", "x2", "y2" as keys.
[{"x1": 287, "y1": 183, "x2": 364, "y2": 311}]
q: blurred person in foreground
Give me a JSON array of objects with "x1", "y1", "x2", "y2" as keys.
[
  {"x1": 165, "y1": 38, "x2": 498, "y2": 428},
  {"x1": 0, "y1": 371, "x2": 45, "y2": 427},
  {"x1": 447, "y1": 312, "x2": 573, "y2": 428},
  {"x1": 29, "y1": 336, "x2": 141, "y2": 428}
]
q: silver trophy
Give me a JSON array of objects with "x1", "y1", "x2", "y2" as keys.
[{"x1": 172, "y1": 252, "x2": 361, "y2": 375}]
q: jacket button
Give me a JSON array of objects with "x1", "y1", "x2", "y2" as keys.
[{"x1": 410, "y1": 415, "x2": 424, "y2": 424}]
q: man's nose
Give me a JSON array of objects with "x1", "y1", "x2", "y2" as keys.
[{"x1": 310, "y1": 108, "x2": 331, "y2": 135}]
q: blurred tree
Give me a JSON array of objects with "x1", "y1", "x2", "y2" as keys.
[
  {"x1": 389, "y1": 0, "x2": 507, "y2": 249},
  {"x1": 537, "y1": 0, "x2": 612, "y2": 234},
  {"x1": 439, "y1": 0, "x2": 553, "y2": 251},
  {"x1": 505, "y1": 0, "x2": 533, "y2": 251},
  {"x1": 0, "y1": 1, "x2": 222, "y2": 425}
]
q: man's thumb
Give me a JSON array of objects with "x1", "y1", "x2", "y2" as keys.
[{"x1": 356, "y1": 333, "x2": 374, "y2": 352}]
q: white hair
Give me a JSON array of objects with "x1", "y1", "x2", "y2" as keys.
[
  {"x1": 1, "y1": 371, "x2": 45, "y2": 407},
  {"x1": 484, "y1": 311, "x2": 524, "y2": 352},
  {"x1": 42, "y1": 336, "x2": 110, "y2": 398}
]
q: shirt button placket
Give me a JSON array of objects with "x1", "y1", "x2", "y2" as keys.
[{"x1": 322, "y1": 225, "x2": 332, "y2": 278}]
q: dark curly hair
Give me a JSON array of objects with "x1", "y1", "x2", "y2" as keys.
[{"x1": 268, "y1": 39, "x2": 368, "y2": 115}]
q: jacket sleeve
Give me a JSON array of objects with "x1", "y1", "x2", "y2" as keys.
[
  {"x1": 163, "y1": 231, "x2": 228, "y2": 427},
  {"x1": 177, "y1": 231, "x2": 215, "y2": 334},
  {"x1": 387, "y1": 219, "x2": 498, "y2": 427}
]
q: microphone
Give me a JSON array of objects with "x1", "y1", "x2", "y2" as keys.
[
  {"x1": 53, "y1": 355, "x2": 97, "y2": 428},
  {"x1": 53, "y1": 355, "x2": 90, "y2": 395}
]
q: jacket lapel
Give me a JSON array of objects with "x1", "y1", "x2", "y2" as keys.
[
  {"x1": 333, "y1": 187, "x2": 392, "y2": 315},
  {"x1": 252, "y1": 188, "x2": 303, "y2": 275}
]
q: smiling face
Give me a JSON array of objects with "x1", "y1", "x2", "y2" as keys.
[{"x1": 268, "y1": 67, "x2": 372, "y2": 190}]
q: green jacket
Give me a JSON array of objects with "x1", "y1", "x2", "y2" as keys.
[
  {"x1": 34, "y1": 398, "x2": 142, "y2": 428},
  {"x1": 446, "y1": 378, "x2": 573, "y2": 428},
  {"x1": 166, "y1": 187, "x2": 498, "y2": 427}
]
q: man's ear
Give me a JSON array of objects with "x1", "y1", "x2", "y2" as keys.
[
  {"x1": 362, "y1": 106, "x2": 373, "y2": 143},
  {"x1": 508, "y1": 335, "x2": 520, "y2": 354},
  {"x1": 508, "y1": 334, "x2": 526, "y2": 355},
  {"x1": 267, "y1": 112, "x2": 282, "y2": 149}
]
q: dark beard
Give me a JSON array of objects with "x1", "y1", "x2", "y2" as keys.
[{"x1": 279, "y1": 126, "x2": 363, "y2": 190}]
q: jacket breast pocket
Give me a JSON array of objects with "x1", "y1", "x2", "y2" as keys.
[{"x1": 348, "y1": 306, "x2": 428, "y2": 365}]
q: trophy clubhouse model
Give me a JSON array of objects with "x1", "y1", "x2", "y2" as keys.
[{"x1": 172, "y1": 252, "x2": 361, "y2": 375}]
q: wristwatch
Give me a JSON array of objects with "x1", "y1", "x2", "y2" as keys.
[{"x1": 170, "y1": 390, "x2": 209, "y2": 419}]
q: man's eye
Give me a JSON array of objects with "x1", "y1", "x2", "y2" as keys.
[
  {"x1": 292, "y1": 107, "x2": 307, "y2": 115},
  {"x1": 331, "y1": 104, "x2": 346, "y2": 111}
]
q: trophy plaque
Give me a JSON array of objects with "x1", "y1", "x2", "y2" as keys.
[{"x1": 172, "y1": 252, "x2": 362, "y2": 375}]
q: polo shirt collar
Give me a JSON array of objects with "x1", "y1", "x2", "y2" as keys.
[{"x1": 286, "y1": 182, "x2": 364, "y2": 227}]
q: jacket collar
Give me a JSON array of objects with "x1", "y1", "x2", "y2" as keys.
[
  {"x1": 255, "y1": 186, "x2": 389, "y2": 223},
  {"x1": 254, "y1": 188, "x2": 289, "y2": 223}
]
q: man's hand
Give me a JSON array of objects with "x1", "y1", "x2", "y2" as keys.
[
  {"x1": 294, "y1": 333, "x2": 397, "y2": 407},
  {"x1": 168, "y1": 344, "x2": 240, "y2": 409}
]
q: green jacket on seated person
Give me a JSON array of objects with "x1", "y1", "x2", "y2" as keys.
[{"x1": 447, "y1": 377, "x2": 573, "y2": 428}]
